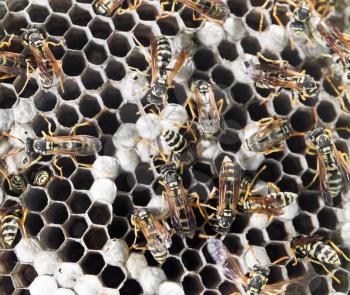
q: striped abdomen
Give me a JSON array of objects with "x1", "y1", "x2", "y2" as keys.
[
  {"x1": 156, "y1": 36, "x2": 172, "y2": 74},
  {"x1": 303, "y1": 241, "x2": 341, "y2": 265},
  {"x1": 162, "y1": 130, "x2": 188, "y2": 155},
  {"x1": 1, "y1": 213, "x2": 20, "y2": 247}
]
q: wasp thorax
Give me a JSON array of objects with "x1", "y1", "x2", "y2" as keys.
[{"x1": 294, "y1": 6, "x2": 310, "y2": 22}]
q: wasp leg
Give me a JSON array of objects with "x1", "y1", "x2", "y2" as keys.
[
  {"x1": 260, "y1": 89, "x2": 281, "y2": 105},
  {"x1": 208, "y1": 186, "x2": 219, "y2": 200},
  {"x1": 216, "y1": 99, "x2": 224, "y2": 114},
  {"x1": 326, "y1": 240, "x2": 350, "y2": 262},
  {"x1": 264, "y1": 145, "x2": 284, "y2": 155},
  {"x1": 70, "y1": 121, "x2": 92, "y2": 136},
  {"x1": 198, "y1": 233, "x2": 217, "y2": 239},
  {"x1": 131, "y1": 35, "x2": 151, "y2": 64},
  {"x1": 192, "y1": 11, "x2": 206, "y2": 21},
  {"x1": 258, "y1": 0, "x2": 270, "y2": 32},
  {"x1": 131, "y1": 243, "x2": 148, "y2": 251},
  {"x1": 0, "y1": 34, "x2": 14, "y2": 49},
  {"x1": 129, "y1": 66, "x2": 150, "y2": 77},
  {"x1": 258, "y1": 117, "x2": 276, "y2": 127},
  {"x1": 19, "y1": 208, "x2": 28, "y2": 239},
  {"x1": 53, "y1": 157, "x2": 64, "y2": 179},
  {"x1": 257, "y1": 52, "x2": 289, "y2": 68},
  {"x1": 40, "y1": 115, "x2": 55, "y2": 137},
  {"x1": 242, "y1": 165, "x2": 267, "y2": 201},
  {"x1": 307, "y1": 258, "x2": 340, "y2": 283},
  {"x1": 17, "y1": 59, "x2": 34, "y2": 96},
  {"x1": 47, "y1": 40, "x2": 65, "y2": 47},
  {"x1": 0, "y1": 167, "x2": 12, "y2": 191},
  {"x1": 190, "y1": 192, "x2": 216, "y2": 226},
  {"x1": 157, "y1": 1, "x2": 175, "y2": 19},
  {"x1": 272, "y1": 1, "x2": 285, "y2": 28}
]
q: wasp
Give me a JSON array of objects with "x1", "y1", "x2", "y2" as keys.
[
  {"x1": 185, "y1": 80, "x2": 223, "y2": 139},
  {"x1": 290, "y1": 0, "x2": 350, "y2": 78},
  {"x1": 160, "y1": 0, "x2": 230, "y2": 24},
  {"x1": 195, "y1": 156, "x2": 241, "y2": 234},
  {"x1": 160, "y1": 162, "x2": 197, "y2": 239},
  {"x1": 130, "y1": 208, "x2": 172, "y2": 264},
  {"x1": 21, "y1": 28, "x2": 64, "y2": 92},
  {"x1": 306, "y1": 125, "x2": 350, "y2": 206},
  {"x1": 92, "y1": 0, "x2": 142, "y2": 15},
  {"x1": 0, "y1": 35, "x2": 35, "y2": 95},
  {"x1": 242, "y1": 117, "x2": 300, "y2": 155},
  {"x1": 0, "y1": 204, "x2": 28, "y2": 248},
  {"x1": 291, "y1": 235, "x2": 350, "y2": 283},
  {"x1": 238, "y1": 166, "x2": 298, "y2": 218},
  {"x1": 1, "y1": 118, "x2": 101, "y2": 178},
  {"x1": 245, "y1": 54, "x2": 320, "y2": 103},
  {"x1": 207, "y1": 238, "x2": 302, "y2": 295}
]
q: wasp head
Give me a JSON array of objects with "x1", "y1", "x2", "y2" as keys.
[
  {"x1": 302, "y1": 75, "x2": 319, "y2": 97},
  {"x1": 132, "y1": 208, "x2": 148, "y2": 221},
  {"x1": 93, "y1": 0, "x2": 110, "y2": 15},
  {"x1": 147, "y1": 81, "x2": 167, "y2": 105},
  {"x1": 293, "y1": 5, "x2": 310, "y2": 22},
  {"x1": 290, "y1": 21, "x2": 306, "y2": 34},
  {"x1": 21, "y1": 28, "x2": 43, "y2": 48},
  {"x1": 308, "y1": 127, "x2": 326, "y2": 144},
  {"x1": 252, "y1": 265, "x2": 270, "y2": 277},
  {"x1": 214, "y1": 216, "x2": 232, "y2": 233}
]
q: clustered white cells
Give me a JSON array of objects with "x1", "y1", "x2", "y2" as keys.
[{"x1": 0, "y1": 0, "x2": 349, "y2": 294}]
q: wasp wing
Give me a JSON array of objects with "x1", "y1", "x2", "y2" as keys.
[
  {"x1": 262, "y1": 275, "x2": 310, "y2": 295},
  {"x1": 242, "y1": 196, "x2": 284, "y2": 216},
  {"x1": 164, "y1": 184, "x2": 183, "y2": 237},
  {"x1": 42, "y1": 41, "x2": 64, "y2": 91},
  {"x1": 333, "y1": 144, "x2": 350, "y2": 182},
  {"x1": 30, "y1": 44, "x2": 53, "y2": 88},
  {"x1": 316, "y1": 150, "x2": 334, "y2": 206},
  {"x1": 150, "y1": 36, "x2": 158, "y2": 85},
  {"x1": 167, "y1": 46, "x2": 190, "y2": 86}
]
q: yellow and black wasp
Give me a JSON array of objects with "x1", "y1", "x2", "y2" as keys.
[
  {"x1": 238, "y1": 166, "x2": 298, "y2": 219},
  {"x1": 0, "y1": 204, "x2": 28, "y2": 248},
  {"x1": 195, "y1": 156, "x2": 241, "y2": 234},
  {"x1": 242, "y1": 117, "x2": 302, "y2": 155},
  {"x1": 0, "y1": 34, "x2": 35, "y2": 95},
  {"x1": 291, "y1": 235, "x2": 350, "y2": 283},
  {"x1": 131, "y1": 208, "x2": 172, "y2": 264},
  {"x1": 245, "y1": 53, "x2": 320, "y2": 104},
  {"x1": 93, "y1": 0, "x2": 142, "y2": 15},
  {"x1": 185, "y1": 80, "x2": 223, "y2": 139},
  {"x1": 160, "y1": 162, "x2": 197, "y2": 239},
  {"x1": 21, "y1": 28, "x2": 65, "y2": 92},
  {"x1": 306, "y1": 125, "x2": 350, "y2": 206},
  {"x1": 207, "y1": 238, "x2": 303, "y2": 295}
]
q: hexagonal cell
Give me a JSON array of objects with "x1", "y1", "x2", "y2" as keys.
[
  {"x1": 3, "y1": 13, "x2": 28, "y2": 35},
  {"x1": 23, "y1": 188, "x2": 48, "y2": 212},
  {"x1": 182, "y1": 275, "x2": 204, "y2": 295},
  {"x1": 258, "y1": 160, "x2": 282, "y2": 183},
  {"x1": 309, "y1": 276, "x2": 329, "y2": 295},
  {"x1": 246, "y1": 9, "x2": 268, "y2": 31},
  {"x1": 282, "y1": 155, "x2": 303, "y2": 175},
  {"x1": 136, "y1": 4, "x2": 158, "y2": 21},
  {"x1": 88, "y1": 18, "x2": 112, "y2": 40},
  {"x1": 157, "y1": 16, "x2": 180, "y2": 36},
  {"x1": 7, "y1": 0, "x2": 28, "y2": 11},
  {"x1": 69, "y1": 5, "x2": 92, "y2": 26},
  {"x1": 118, "y1": 103, "x2": 139, "y2": 123},
  {"x1": 108, "y1": 217, "x2": 129, "y2": 239},
  {"x1": 161, "y1": 256, "x2": 184, "y2": 281},
  {"x1": 241, "y1": 36, "x2": 261, "y2": 55},
  {"x1": 112, "y1": 195, "x2": 133, "y2": 218},
  {"x1": 266, "y1": 242, "x2": 289, "y2": 263},
  {"x1": 108, "y1": 33, "x2": 131, "y2": 57},
  {"x1": 180, "y1": 8, "x2": 202, "y2": 29},
  {"x1": 0, "y1": 84, "x2": 17, "y2": 108},
  {"x1": 110, "y1": 12, "x2": 134, "y2": 31},
  {"x1": 97, "y1": 111, "x2": 119, "y2": 135},
  {"x1": 298, "y1": 191, "x2": 321, "y2": 213},
  {"x1": 192, "y1": 162, "x2": 213, "y2": 183},
  {"x1": 200, "y1": 265, "x2": 221, "y2": 289},
  {"x1": 132, "y1": 187, "x2": 151, "y2": 207},
  {"x1": 105, "y1": 60, "x2": 126, "y2": 81},
  {"x1": 219, "y1": 130, "x2": 241, "y2": 152},
  {"x1": 135, "y1": 163, "x2": 154, "y2": 185},
  {"x1": 56, "y1": 105, "x2": 79, "y2": 127},
  {"x1": 53, "y1": 157, "x2": 76, "y2": 179},
  {"x1": 273, "y1": 92, "x2": 292, "y2": 115},
  {"x1": 78, "y1": 94, "x2": 101, "y2": 119},
  {"x1": 40, "y1": 226, "x2": 65, "y2": 250},
  {"x1": 0, "y1": 276, "x2": 14, "y2": 294},
  {"x1": 318, "y1": 208, "x2": 338, "y2": 230},
  {"x1": 0, "y1": 251, "x2": 17, "y2": 275},
  {"x1": 49, "y1": 0, "x2": 72, "y2": 12},
  {"x1": 58, "y1": 78, "x2": 81, "y2": 101},
  {"x1": 332, "y1": 269, "x2": 349, "y2": 292},
  {"x1": 336, "y1": 115, "x2": 350, "y2": 139},
  {"x1": 44, "y1": 202, "x2": 69, "y2": 224},
  {"x1": 276, "y1": 176, "x2": 299, "y2": 193},
  {"x1": 224, "y1": 105, "x2": 247, "y2": 130},
  {"x1": 101, "y1": 265, "x2": 126, "y2": 288},
  {"x1": 223, "y1": 234, "x2": 244, "y2": 255},
  {"x1": 12, "y1": 264, "x2": 37, "y2": 288},
  {"x1": 119, "y1": 279, "x2": 143, "y2": 295},
  {"x1": 84, "y1": 227, "x2": 108, "y2": 250},
  {"x1": 218, "y1": 40, "x2": 238, "y2": 61},
  {"x1": 18, "y1": 78, "x2": 39, "y2": 98},
  {"x1": 62, "y1": 51, "x2": 86, "y2": 76},
  {"x1": 71, "y1": 169, "x2": 94, "y2": 190},
  {"x1": 88, "y1": 203, "x2": 111, "y2": 225},
  {"x1": 247, "y1": 100, "x2": 270, "y2": 121},
  {"x1": 266, "y1": 219, "x2": 289, "y2": 241},
  {"x1": 293, "y1": 212, "x2": 315, "y2": 235},
  {"x1": 59, "y1": 239, "x2": 85, "y2": 262},
  {"x1": 290, "y1": 109, "x2": 314, "y2": 132},
  {"x1": 286, "y1": 134, "x2": 306, "y2": 154},
  {"x1": 25, "y1": 212, "x2": 44, "y2": 236},
  {"x1": 34, "y1": 90, "x2": 57, "y2": 112},
  {"x1": 80, "y1": 252, "x2": 105, "y2": 275},
  {"x1": 246, "y1": 228, "x2": 266, "y2": 246},
  {"x1": 181, "y1": 249, "x2": 203, "y2": 271},
  {"x1": 27, "y1": 4, "x2": 50, "y2": 23},
  {"x1": 48, "y1": 178, "x2": 72, "y2": 201},
  {"x1": 84, "y1": 41, "x2": 108, "y2": 65},
  {"x1": 193, "y1": 48, "x2": 217, "y2": 72},
  {"x1": 64, "y1": 216, "x2": 88, "y2": 239},
  {"x1": 64, "y1": 28, "x2": 88, "y2": 50},
  {"x1": 126, "y1": 50, "x2": 148, "y2": 72},
  {"x1": 81, "y1": 68, "x2": 104, "y2": 90},
  {"x1": 317, "y1": 101, "x2": 336, "y2": 123},
  {"x1": 227, "y1": 0, "x2": 247, "y2": 16},
  {"x1": 45, "y1": 14, "x2": 70, "y2": 36},
  {"x1": 100, "y1": 84, "x2": 123, "y2": 109},
  {"x1": 231, "y1": 83, "x2": 253, "y2": 104}
]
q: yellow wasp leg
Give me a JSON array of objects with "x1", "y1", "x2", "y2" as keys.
[
  {"x1": 308, "y1": 258, "x2": 340, "y2": 284},
  {"x1": 0, "y1": 34, "x2": 14, "y2": 49},
  {"x1": 257, "y1": 52, "x2": 289, "y2": 68},
  {"x1": 20, "y1": 208, "x2": 28, "y2": 239},
  {"x1": 192, "y1": 12, "x2": 206, "y2": 21},
  {"x1": 53, "y1": 157, "x2": 64, "y2": 179},
  {"x1": 190, "y1": 192, "x2": 216, "y2": 225},
  {"x1": 243, "y1": 165, "x2": 267, "y2": 201},
  {"x1": 17, "y1": 59, "x2": 33, "y2": 96},
  {"x1": 258, "y1": 117, "x2": 276, "y2": 127},
  {"x1": 216, "y1": 99, "x2": 224, "y2": 114},
  {"x1": 70, "y1": 121, "x2": 91, "y2": 136},
  {"x1": 326, "y1": 240, "x2": 350, "y2": 262},
  {"x1": 40, "y1": 116, "x2": 55, "y2": 137},
  {"x1": 47, "y1": 40, "x2": 65, "y2": 47}
]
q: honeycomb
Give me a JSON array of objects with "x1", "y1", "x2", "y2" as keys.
[{"x1": 0, "y1": 0, "x2": 349, "y2": 294}]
